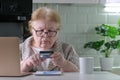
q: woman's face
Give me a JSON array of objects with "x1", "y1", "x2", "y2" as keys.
[{"x1": 31, "y1": 20, "x2": 59, "y2": 50}]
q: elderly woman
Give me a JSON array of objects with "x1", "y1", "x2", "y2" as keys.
[{"x1": 20, "y1": 7, "x2": 79, "y2": 72}]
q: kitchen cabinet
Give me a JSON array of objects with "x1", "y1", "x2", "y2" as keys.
[
  {"x1": 106, "y1": 0, "x2": 120, "y2": 3},
  {"x1": 33, "y1": 0, "x2": 120, "y2": 4},
  {"x1": 99, "y1": 0, "x2": 106, "y2": 4},
  {"x1": 33, "y1": 0, "x2": 99, "y2": 3},
  {"x1": 99, "y1": 0, "x2": 120, "y2": 4}
]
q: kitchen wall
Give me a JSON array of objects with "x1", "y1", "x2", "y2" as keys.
[{"x1": 33, "y1": 3, "x2": 120, "y2": 67}]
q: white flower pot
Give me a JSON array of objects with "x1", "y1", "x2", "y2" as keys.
[{"x1": 100, "y1": 57, "x2": 113, "y2": 71}]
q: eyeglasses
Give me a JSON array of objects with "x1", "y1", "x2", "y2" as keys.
[{"x1": 32, "y1": 27, "x2": 58, "y2": 37}]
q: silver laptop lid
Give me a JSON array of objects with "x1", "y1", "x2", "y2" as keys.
[{"x1": 0, "y1": 37, "x2": 21, "y2": 76}]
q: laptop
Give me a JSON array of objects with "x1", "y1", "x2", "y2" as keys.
[{"x1": 0, "y1": 37, "x2": 30, "y2": 76}]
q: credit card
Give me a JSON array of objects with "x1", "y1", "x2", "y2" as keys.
[{"x1": 40, "y1": 51, "x2": 53, "y2": 59}]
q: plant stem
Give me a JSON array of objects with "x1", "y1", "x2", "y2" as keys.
[{"x1": 105, "y1": 50, "x2": 110, "y2": 58}]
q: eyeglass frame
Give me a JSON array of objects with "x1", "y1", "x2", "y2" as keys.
[{"x1": 32, "y1": 27, "x2": 58, "y2": 37}]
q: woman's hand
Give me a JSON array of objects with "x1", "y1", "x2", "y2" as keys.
[
  {"x1": 21, "y1": 53, "x2": 45, "y2": 72},
  {"x1": 50, "y1": 52, "x2": 66, "y2": 68},
  {"x1": 50, "y1": 52, "x2": 79, "y2": 72},
  {"x1": 26, "y1": 54, "x2": 41, "y2": 67}
]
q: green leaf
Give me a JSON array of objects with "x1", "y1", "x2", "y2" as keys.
[
  {"x1": 118, "y1": 18, "x2": 120, "y2": 27},
  {"x1": 83, "y1": 40, "x2": 104, "y2": 51},
  {"x1": 117, "y1": 40, "x2": 120, "y2": 49},
  {"x1": 95, "y1": 24, "x2": 119, "y2": 38},
  {"x1": 104, "y1": 42, "x2": 110, "y2": 49},
  {"x1": 111, "y1": 40, "x2": 117, "y2": 49}
]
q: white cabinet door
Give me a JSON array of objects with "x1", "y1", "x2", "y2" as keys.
[
  {"x1": 99, "y1": 0, "x2": 120, "y2": 4},
  {"x1": 106, "y1": 0, "x2": 120, "y2": 3},
  {"x1": 33, "y1": 0, "x2": 99, "y2": 4},
  {"x1": 99, "y1": 0, "x2": 106, "y2": 4}
]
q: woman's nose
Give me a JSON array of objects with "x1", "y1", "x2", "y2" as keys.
[{"x1": 41, "y1": 32, "x2": 49, "y2": 37}]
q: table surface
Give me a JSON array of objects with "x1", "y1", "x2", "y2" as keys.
[
  {"x1": 0, "y1": 71, "x2": 120, "y2": 80},
  {"x1": 94, "y1": 67, "x2": 120, "y2": 75}
]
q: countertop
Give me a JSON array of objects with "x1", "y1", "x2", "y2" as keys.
[
  {"x1": 0, "y1": 71, "x2": 120, "y2": 80},
  {"x1": 94, "y1": 67, "x2": 120, "y2": 75}
]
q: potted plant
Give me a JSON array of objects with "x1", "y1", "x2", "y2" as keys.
[{"x1": 84, "y1": 19, "x2": 120, "y2": 71}]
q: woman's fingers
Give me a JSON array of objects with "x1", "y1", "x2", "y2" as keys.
[
  {"x1": 27, "y1": 54, "x2": 41, "y2": 67},
  {"x1": 50, "y1": 52, "x2": 65, "y2": 67},
  {"x1": 50, "y1": 52, "x2": 59, "y2": 58}
]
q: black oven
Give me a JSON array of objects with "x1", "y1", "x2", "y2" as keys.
[{"x1": 0, "y1": 0, "x2": 32, "y2": 22}]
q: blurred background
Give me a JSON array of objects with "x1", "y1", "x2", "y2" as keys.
[{"x1": 0, "y1": 0, "x2": 120, "y2": 68}]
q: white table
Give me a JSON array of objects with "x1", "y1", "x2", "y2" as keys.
[{"x1": 0, "y1": 71, "x2": 120, "y2": 80}]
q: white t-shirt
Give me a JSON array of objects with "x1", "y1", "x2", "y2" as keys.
[{"x1": 32, "y1": 47, "x2": 51, "y2": 71}]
